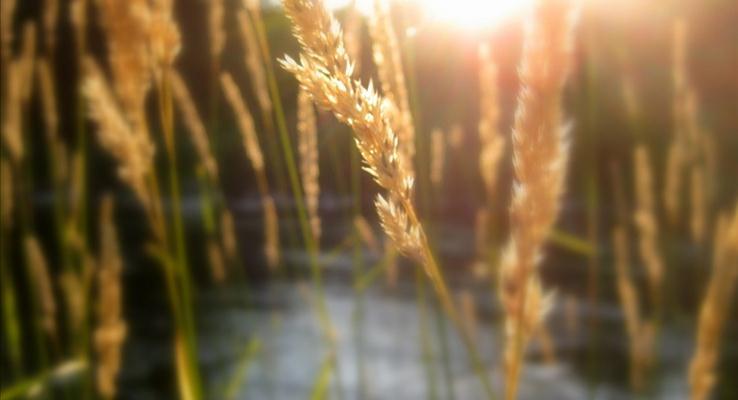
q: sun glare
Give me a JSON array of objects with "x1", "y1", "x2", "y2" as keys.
[
  {"x1": 326, "y1": 0, "x2": 534, "y2": 30},
  {"x1": 415, "y1": 0, "x2": 534, "y2": 29}
]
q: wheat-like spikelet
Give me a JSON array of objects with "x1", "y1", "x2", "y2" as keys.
[
  {"x1": 478, "y1": 43, "x2": 505, "y2": 203},
  {"x1": 208, "y1": 0, "x2": 225, "y2": 61},
  {"x1": 94, "y1": 195, "x2": 127, "y2": 400},
  {"x1": 69, "y1": 0, "x2": 87, "y2": 57},
  {"x1": 171, "y1": 70, "x2": 219, "y2": 179},
  {"x1": 281, "y1": 0, "x2": 423, "y2": 260},
  {"x1": 148, "y1": 0, "x2": 181, "y2": 72},
  {"x1": 37, "y1": 58, "x2": 59, "y2": 140},
  {"x1": 19, "y1": 22, "x2": 37, "y2": 104},
  {"x1": 280, "y1": 7, "x2": 502, "y2": 395},
  {"x1": 24, "y1": 235, "x2": 57, "y2": 338},
  {"x1": 666, "y1": 19, "x2": 702, "y2": 226},
  {"x1": 96, "y1": 0, "x2": 151, "y2": 129},
  {"x1": 221, "y1": 72, "x2": 265, "y2": 173},
  {"x1": 497, "y1": 1, "x2": 576, "y2": 398},
  {"x1": 1, "y1": 61, "x2": 23, "y2": 162},
  {"x1": 42, "y1": 0, "x2": 58, "y2": 55},
  {"x1": 690, "y1": 166, "x2": 706, "y2": 244},
  {"x1": 343, "y1": 1, "x2": 363, "y2": 74},
  {"x1": 221, "y1": 72, "x2": 281, "y2": 269},
  {"x1": 368, "y1": 0, "x2": 414, "y2": 169},
  {"x1": 221, "y1": 209, "x2": 238, "y2": 262},
  {"x1": 298, "y1": 86, "x2": 321, "y2": 243},
  {"x1": 58, "y1": 268, "x2": 87, "y2": 333},
  {"x1": 237, "y1": 9, "x2": 272, "y2": 115},
  {"x1": 633, "y1": 145, "x2": 664, "y2": 313},
  {"x1": 280, "y1": 0, "x2": 478, "y2": 346},
  {"x1": 206, "y1": 240, "x2": 226, "y2": 283},
  {"x1": 430, "y1": 128, "x2": 445, "y2": 191},
  {"x1": 37, "y1": 57, "x2": 70, "y2": 186},
  {"x1": 664, "y1": 140, "x2": 684, "y2": 223},
  {"x1": 688, "y1": 206, "x2": 738, "y2": 400},
  {"x1": 612, "y1": 224, "x2": 646, "y2": 389},
  {"x1": 83, "y1": 59, "x2": 154, "y2": 209}
]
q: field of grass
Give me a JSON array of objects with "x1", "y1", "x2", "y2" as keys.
[{"x1": 1, "y1": 0, "x2": 737, "y2": 399}]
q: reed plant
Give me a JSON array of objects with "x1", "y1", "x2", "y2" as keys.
[
  {"x1": 688, "y1": 206, "x2": 738, "y2": 400},
  {"x1": 497, "y1": 1, "x2": 577, "y2": 398},
  {"x1": 279, "y1": 0, "x2": 495, "y2": 397}
]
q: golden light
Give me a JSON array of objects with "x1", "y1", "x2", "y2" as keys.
[
  {"x1": 326, "y1": 0, "x2": 535, "y2": 30},
  {"x1": 412, "y1": 0, "x2": 535, "y2": 29}
]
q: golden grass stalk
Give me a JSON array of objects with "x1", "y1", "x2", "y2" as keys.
[
  {"x1": 497, "y1": 1, "x2": 577, "y2": 398},
  {"x1": 96, "y1": 0, "x2": 151, "y2": 134},
  {"x1": 0, "y1": 0, "x2": 16, "y2": 69},
  {"x1": 666, "y1": 18, "x2": 700, "y2": 225},
  {"x1": 688, "y1": 206, "x2": 738, "y2": 400},
  {"x1": 221, "y1": 72, "x2": 281, "y2": 269},
  {"x1": 148, "y1": 0, "x2": 181, "y2": 72},
  {"x1": 1, "y1": 61, "x2": 23, "y2": 162},
  {"x1": 59, "y1": 263, "x2": 91, "y2": 339},
  {"x1": 237, "y1": 9, "x2": 272, "y2": 116},
  {"x1": 298, "y1": 86, "x2": 321, "y2": 243},
  {"x1": 206, "y1": 240, "x2": 226, "y2": 284},
  {"x1": 208, "y1": 0, "x2": 225, "y2": 61},
  {"x1": 0, "y1": 158, "x2": 11, "y2": 227},
  {"x1": 430, "y1": 128, "x2": 445, "y2": 191},
  {"x1": 612, "y1": 224, "x2": 646, "y2": 389},
  {"x1": 42, "y1": 0, "x2": 58, "y2": 55},
  {"x1": 69, "y1": 0, "x2": 88, "y2": 57},
  {"x1": 82, "y1": 59, "x2": 155, "y2": 210},
  {"x1": 37, "y1": 57, "x2": 70, "y2": 189},
  {"x1": 633, "y1": 145, "x2": 664, "y2": 313},
  {"x1": 19, "y1": 22, "x2": 37, "y2": 104},
  {"x1": 25, "y1": 235, "x2": 58, "y2": 339},
  {"x1": 221, "y1": 210, "x2": 238, "y2": 263},
  {"x1": 690, "y1": 166, "x2": 706, "y2": 244},
  {"x1": 171, "y1": 70, "x2": 219, "y2": 179},
  {"x1": 368, "y1": 0, "x2": 415, "y2": 169},
  {"x1": 263, "y1": 195, "x2": 280, "y2": 269},
  {"x1": 343, "y1": 1, "x2": 363, "y2": 75},
  {"x1": 37, "y1": 58, "x2": 59, "y2": 141},
  {"x1": 478, "y1": 43, "x2": 505, "y2": 203},
  {"x1": 664, "y1": 140, "x2": 684, "y2": 223},
  {"x1": 280, "y1": 1, "x2": 494, "y2": 395},
  {"x1": 94, "y1": 195, "x2": 127, "y2": 400}
]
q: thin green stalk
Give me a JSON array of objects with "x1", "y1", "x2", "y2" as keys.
[
  {"x1": 249, "y1": 5, "x2": 335, "y2": 347},
  {"x1": 350, "y1": 134, "x2": 368, "y2": 400},
  {"x1": 402, "y1": 11, "x2": 455, "y2": 397},
  {"x1": 1, "y1": 239, "x2": 23, "y2": 380},
  {"x1": 416, "y1": 269, "x2": 440, "y2": 400},
  {"x1": 158, "y1": 68, "x2": 203, "y2": 400}
]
